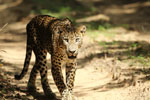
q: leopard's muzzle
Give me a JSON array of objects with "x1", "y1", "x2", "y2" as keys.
[{"x1": 67, "y1": 50, "x2": 78, "y2": 59}]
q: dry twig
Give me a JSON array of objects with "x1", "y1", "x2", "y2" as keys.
[{"x1": 0, "y1": 23, "x2": 8, "y2": 32}]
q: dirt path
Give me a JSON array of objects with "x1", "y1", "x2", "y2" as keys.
[{"x1": 1, "y1": 0, "x2": 150, "y2": 100}]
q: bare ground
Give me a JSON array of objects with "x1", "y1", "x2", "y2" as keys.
[{"x1": 1, "y1": 0, "x2": 150, "y2": 100}]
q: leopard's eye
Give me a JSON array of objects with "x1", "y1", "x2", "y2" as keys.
[
  {"x1": 58, "y1": 30, "x2": 63, "y2": 34},
  {"x1": 76, "y1": 38, "x2": 80, "y2": 42},
  {"x1": 64, "y1": 38, "x2": 69, "y2": 42}
]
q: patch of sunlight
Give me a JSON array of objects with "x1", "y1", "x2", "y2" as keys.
[
  {"x1": 87, "y1": 29, "x2": 116, "y2": 40},
  {"x1": 76, "y1": 14, "x2": 110, "y2": 23},
  {"x1": 98, "y1": 24, "x2": 117, "y2": 38},
  {"x1": 87, "y1": 30, "x2": 100, "y2": 39},
  {"x1": 98, "y1": 23, "x2": 113, "y2": 31},
  {"x1": 123, "y1": 1, "x2": 150, "y2": 8},
  {"x1": 101, "y1": 31, "x2": 116, "y2": 38},
  {"x1": 105, "y1": 8, "x2": 136, "y2": 14}
]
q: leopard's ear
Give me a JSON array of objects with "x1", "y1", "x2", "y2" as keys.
[
  {"x1": 62, "y1": 18, "x2": 71, "y2": 25},
  {"x1": 77, "y1": 25, "x2": 86, "y2": 35}
]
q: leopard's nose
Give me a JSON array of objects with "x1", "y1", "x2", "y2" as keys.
[{"x1": 69, "y1": 50, "x2": 76, "y2": 54}]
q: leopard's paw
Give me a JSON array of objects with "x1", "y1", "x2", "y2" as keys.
[{"x1": 61, "y1": 89, "x2": 77, "y2": 100}]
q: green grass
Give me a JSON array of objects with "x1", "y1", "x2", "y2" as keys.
[
  {"x1": 98, "y1": 23, "x2": 113, "y2": 31},
  {"x1": 31, "y1": 0, "x2": 73, "y2": 18},
  {"x1": 129, "y1": 55, "x2": 150, "y2": 67},
  {"x1": 128, "y1": 43, "x2": 150, "y2": 67},
  {"x1": 98, "y1": 41, "x2": 150, "y2": 67},
  {"x1": 102, "y1": 32, "x2": 116, "y2": 38},
  {"x1": 86, "y1": 30, "x2": 100, "y2": 39},
  {"x1": 86, "y1": 23, "x2": 117, "y2": 39},
  {"x1": 119, "y1": 24, "x2": 129, "y2": 29}
]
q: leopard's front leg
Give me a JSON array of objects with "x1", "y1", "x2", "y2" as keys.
[
  {"x1": 51, "y1": 54, "x2": 77, "y2": 100},
  {"x1": 66, "y1": 60, "x2": 77, "y2": 93},
  {"x1": 65, "y1": 59, "x2": 77, "y2": 100},
  {"x1": 51, "y1": 54, "x2": 67, "y2": 95}
]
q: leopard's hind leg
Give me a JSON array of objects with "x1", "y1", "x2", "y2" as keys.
[
  {"x1": 27, "y1": 61, "x2": 39, "y2": 92},
  {"x1": 29, "y1": 48, "x2": 56, "y2": 98},
  {"x1": 39, "y1": 50, "x2": 56, "y2": 98}
]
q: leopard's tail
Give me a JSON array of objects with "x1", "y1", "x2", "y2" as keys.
[{"x1": 15, "y1": 42, "x2": 32, "y2": 80}]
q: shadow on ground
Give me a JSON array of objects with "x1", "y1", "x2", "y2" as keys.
[
  {"x1": 90, "y1": 67, "x2": 150, "y2": 92},
  {"x1": 0, "y1": 71, "x2": 60, "y2": 100}
]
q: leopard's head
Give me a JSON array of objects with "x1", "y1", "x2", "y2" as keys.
[{"x1": 53, "y1": 18, "x2": 86, "y2": 59}]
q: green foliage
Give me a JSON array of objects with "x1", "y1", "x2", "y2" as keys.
[
  {"x1": 99, "y1": 41, "x2": 107, "y2": 46},
  {"x1": 102, "y1": 32, "x2": 116, "y2": 38},
  {"x1": 85, "y1": 22, "x2": 113, "y2": 31},
  {"x1": 129, "y1": 55, "x2": 150, "y2": 67},
  {"x1": 31, "y1": 0, "x2": 71, "y2": 17},
  {"x1": 131, "y1": 43, "x2": 138, "y2": 48},
  {"x1": 90, "y1": 7, "x2": 97, "y2": 12},
  {"x1": 86, "y1": 22, "x2": 117, "y2": 39},
  {"x1": 98, "y1": 23, "x2": 113, "y2": 31},
  {"x1": 119, "y1": 24, "x2": 129, "y2": 29},
  {"x1": 1, "y1": 89, "x2": 7, "y2": 94},
  {"x1": 86, "y1": 30, "x2": 100, "y2": 39}
]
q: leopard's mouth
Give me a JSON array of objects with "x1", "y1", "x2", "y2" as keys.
[
  {"x1": 67, "y1": 51, "x2": 78, "y2": 59},
  {"x1": 68, "y1": 56, "x2": 77, "y2": 59}
]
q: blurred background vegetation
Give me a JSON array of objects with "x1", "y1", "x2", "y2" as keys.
[{"x1": 0, "y1": 0, "x2": 150, "y2": 31}]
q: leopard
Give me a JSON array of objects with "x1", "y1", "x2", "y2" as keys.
[{"x1": 14, "y1": 15, "x2": 86, "y2": 99}]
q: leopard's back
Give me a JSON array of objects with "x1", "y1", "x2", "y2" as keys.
[{"x1": 26, "y1": 15, "x2": 57, "y2": 50}]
